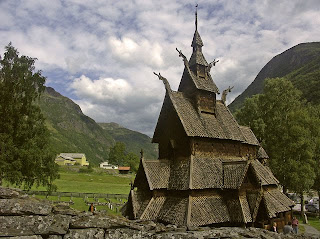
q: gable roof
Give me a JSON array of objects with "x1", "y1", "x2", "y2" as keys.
[
  {"x1": 118, "y1": 166, "x2": 130, "y2": 171},
  {"x1": 158, "y1": 91, "x2": 259, "y2": 145},
  {"x1": 263, "y1": 189, "x2": 294, "y2": 218},
  {"x1": 239, "y1": 126, "x2": 260, "y2": 145},
  {"x1": 59, "y1": 153, "x2": 85, "y2": 159},
  {"x1": 251, "y1": 160, "x2": 279, "y2": 186},
  {"x1": 142, "y1": 160, "x2": 170, "y2": 190},
  {"x1": 178, "y1": 58, "x2": 219, "y2": 94},
  {"x1": 223, "y1": 161, "x2": 248, "y2": 189},
  {"x1": 257, "y1": 147, "x2": 269, "y2": 159}
]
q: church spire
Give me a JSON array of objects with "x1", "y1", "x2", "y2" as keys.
[
  {"x1": 190, "y1": 5, "x2": 206, "y2": 68},
  {"x1": 195, "y1": 4, "x2": 198, "y2": 31},
  {"x1": 191, "y1": 4, "x2": 204, "y2": 50}
]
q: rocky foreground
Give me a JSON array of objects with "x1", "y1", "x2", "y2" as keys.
[{"x1": 0, "y1": 187, "x2": 318, "y2": 239}]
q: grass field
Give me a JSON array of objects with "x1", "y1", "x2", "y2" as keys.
[
  {"x1": 6, "y1": 166, "x2": 134, "y2": 214},
  {"x1": 29, "y1": 166, "x2": 135, "y2": 194},
  {"x1": 308, "y1": 217, "x2": 320, "y2": 231},
  {"x1": 36, "y1": 195, "x2": 126, "y2": 214}
]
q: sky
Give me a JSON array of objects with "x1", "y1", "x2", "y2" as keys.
[{"x1": 1, "y1": 0, "x2": 320, "y2": 136}]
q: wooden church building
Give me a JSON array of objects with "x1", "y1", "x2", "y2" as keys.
[{"x1": 122, "y1": 10, "x2": 294, "y2": 230}]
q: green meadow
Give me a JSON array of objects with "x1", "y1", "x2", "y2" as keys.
[
  {"x1": 7, "y1": 166, "x2": 134, "y2": 214},
  {"x1": 30, "y1": 166, "x2": 134, "y2": 194}
]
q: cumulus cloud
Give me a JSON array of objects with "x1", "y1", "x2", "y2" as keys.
[
  {"x1": 71, "y1": 75, "x2": 133, "y2": 104},
  {"x1": 1, "y1": 0, "x2": 320, "y2": 135},
  {"x1": 109, "y1": 36, "x2": 164, "y2": 68},
  {"x1": 70, "y1": 75, "x2": 163, "y2": 135}
]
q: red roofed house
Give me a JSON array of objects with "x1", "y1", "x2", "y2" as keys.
[{"x1": 118, "y1": 166, "x2": 130, "y2": 174}]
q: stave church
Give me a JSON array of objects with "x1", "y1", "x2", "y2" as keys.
[{"x1": 122, "y1": 8, "x2": 294, "y2": 230}]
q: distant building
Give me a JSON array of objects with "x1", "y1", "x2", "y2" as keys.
[
  {"x1": 99, "y1": 161, "x2": 118, "y2": 169},
  {"x1": 55, "y1": 153, "x2": 89, "y2": 166},
  {"x1": 118, "y1": 166, "x2": 130, "y2": 174}
]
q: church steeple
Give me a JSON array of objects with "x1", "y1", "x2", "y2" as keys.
[
  {"x1": 178, "y1": 5, "x2": 219, "y2": 96},
  {"x1": 195, "y1": 4, "x2": 198, "y2": 31},
  {"x1": 189, "y1": 6, "x2": 208, "y2": 70},
  {"x1": 191, "y1": 4, "x2": 204, "y2": 51}
]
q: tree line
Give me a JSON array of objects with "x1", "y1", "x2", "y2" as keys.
[
  {"x1": 107, "y1": 142, "x2": 140, "y2": 172},
  {"x1": 235, "y1": 77, "x2": 320, "y2": 215}
]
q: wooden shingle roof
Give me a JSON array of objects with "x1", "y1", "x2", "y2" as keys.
[
  {"x1": 137, "y1": 158, "x2": 280, "y2": 191},
  {"x1": 166, "y1": 92, "x2": 259, "y2": 145},
  {"x1": 239, "y1": 195, "x2": 253, "y2": 223},
  {"x1": 140, "y1": 196, "x2": 166, "y2": 221},
  {"x1": 127, "y1": 190, "x2": 152, "y2": 219},
  {"x1": 158, "y1": 196, "x2": 189, "y2": 226},
  {"x1": 263, "y1": 189, "x2": 294, "y2": 218},
  {"x1": 142, "y1": 160, "x2": 170, "y2": 190},
  {"x1": 257, "y1": 147, "x2": 269, "y2": 159},
  {"x1": 246, "y1": 191, "x2": 262, "y2": 221},
  {"x1": 168, "y1": 158, "x2": 190, "y2": 190},
  {"x1": 226, "y1": 196, "x2": 244, "y2": 223},
  {"x1": 179, "y1": 60, "x2": 219, "y2": 94},
  {"x1": 223, "y1": 162, "x2": 248, "y2": 189},
  {"x1": 189, "y1": 50, "x2": 208, "y2": 66},
  {"x1": 239, "y1": 126, "x2": 260, "y2": 145},
  {"x1": 190, "y1": 194, "x2": 230, "y2": 226},
  {"x1": 251, "y1": 160, "x2": 279, "y2": 186},
  {"x1": 189, "y1": 70, "x2": 220, "y2": 93},
  {"x1": 191, "y1": 30, "x2": 204, "y2": 48},
  {"x1": 191, "y1": 158, "x2": 223, "y2": 189}
]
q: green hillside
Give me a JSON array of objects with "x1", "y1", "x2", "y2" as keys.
[
  {"x1": 39, "y1": 87, "x2": 114, "y2": 165},
  {"x1": 99, "y1": 122, "x2": 158, "y2": 160},
  {"x1": 229, "y1": 42, "x2": 320, "y2": 111},
  {"x1": 39, "y1": 87, "x2": 157, "y2": 165}
]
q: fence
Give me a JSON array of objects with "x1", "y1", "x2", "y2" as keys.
[
  {"x1": 23, "y1": 190, "x2": 128, "y2": 200},
  {"x1": 23, "y1": 190, "x2": 128, "y2": 214}
]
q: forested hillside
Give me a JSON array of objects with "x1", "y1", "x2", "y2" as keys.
[
  {"x1": 229, "y1": 42, "x2": 320, "y2": 111},
  {"x1": 39, "y1": 87, "x2": 157, "y2": 165},
  {"x1": 99, "y1": 123, "x2": 158, "y2": 160}
]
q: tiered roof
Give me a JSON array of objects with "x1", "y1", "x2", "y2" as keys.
[
  {"x1": 126, "y1": 162, "x2": 294, "y2": 227},
  {"x1": 135, "y1": 158, "x2": 279, "y2": 192},
  {"x1": 123, "y1": 8, "x2": 294, "y2": 228}
]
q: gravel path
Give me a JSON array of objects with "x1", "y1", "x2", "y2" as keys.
[{"x1": 302, "y1": 224, "x2": 320, "y2": 238}]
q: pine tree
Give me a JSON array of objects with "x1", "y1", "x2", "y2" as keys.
[{"x1": 0, "y1": 43, "x2": 59, "y2": 191}]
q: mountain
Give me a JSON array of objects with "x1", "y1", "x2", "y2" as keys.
[
  {"x1": 39, "y1": 87, "x2": 157, "y2": 165},
  {"x1": 98, "y1": 122, "x2": 158, "y2": 160},
  {"x1": 229, "y1": 42, "x2": 320, "y2": 111}
]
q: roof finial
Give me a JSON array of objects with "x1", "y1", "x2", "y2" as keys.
[
  {"x1": 221, "y1": 86, "x2": 234, "y2": 104},
  {"x1": 154, "y1": 72, "x2": 172, "y2": 93},
  {"x1": 195, "y1": 4, "x2": 198, "y2": 31}
]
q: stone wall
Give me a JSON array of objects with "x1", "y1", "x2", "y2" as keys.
[{"x1": 0, "y1": 187, "x2": 315, "y2": 239}]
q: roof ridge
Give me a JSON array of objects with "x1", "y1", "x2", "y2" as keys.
[{"x1": 141, "y1": 158, "x2": 154, "y2": 190}]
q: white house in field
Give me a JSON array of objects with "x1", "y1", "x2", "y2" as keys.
[{"x1": 99, "y1": 161, "x2": 118, "y2": 169}]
